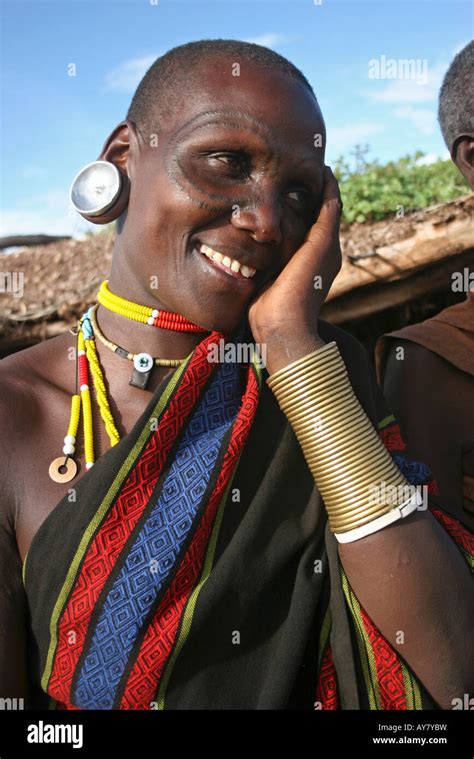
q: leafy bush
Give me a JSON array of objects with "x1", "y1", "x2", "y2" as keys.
[{"x1": 334, "y1": 145, "x2": 470, "y2": 223}]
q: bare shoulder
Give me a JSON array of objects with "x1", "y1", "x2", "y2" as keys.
[
  {"x1": 0, "y1": 332, "x2": 74, "y2": 521},
  {"x1": 384, "y1": 338, "x2": 468, "y2": 397},
  {"x1": 0, "y1": 329, "x2": 75, "y2": 402},
  {"x1": 0, "y1": 353, "x2": 32, "y2": 524},
  {"x1": 0, "y1": 348, "x2": 46, "y2": 700},
  {"x1": 384, "y1": 337, "x2": 473, "y2": 440},
  {"x1": 385, "y1": 338, "x2": 446, "y2": 379}
]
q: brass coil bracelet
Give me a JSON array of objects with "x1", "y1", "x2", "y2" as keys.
[{"x1": 266, "y1": 341, "x2": 415, "y2": 538}]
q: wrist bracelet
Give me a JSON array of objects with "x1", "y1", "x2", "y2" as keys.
[
  {"x1": 266, "y1": 341, "x2": 415, "y2": 538},
  {"x1": 334, "y1": 489, "x2": 422, "y2": 543}
]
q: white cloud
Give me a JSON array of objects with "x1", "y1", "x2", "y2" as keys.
[
  {"x1": 0, "y1": 190, "x2": 97, "y2": 238},
  {"x1": 366, "y1": 62, "x2": 447, "y2": 104},
  {"x1": 243, "y1": 33, "x2": 290, "y2": 48},
  {"x1": 328, "y1": 121, "x2": 384, "y2": 152},
  {"x1": 415, "y1": 151, "x2": 450, "y2": 166},
  {"x1": 103, "y1": 36, "x2": 292, "y2": 97},
  {"x1": 363, "y1": 60, "x2": 452, "y2": 140},
  {"x1": 104, "y1": 54, "x2": 159, "y2": 94},
  {"x1": 392, "y1": 106, "x2": 437, "y2": 135}
]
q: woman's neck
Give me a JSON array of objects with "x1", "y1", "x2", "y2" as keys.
[{"x1": 103, "y1": 264, "x2": 209, "y2": 361}]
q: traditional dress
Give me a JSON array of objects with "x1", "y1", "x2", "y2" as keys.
[
  {"x1": 23, "y1": 319, "x2": 473, "y2": 710},
  {"x1": 375, "y1": 292, "x2": 474, "y2": 516}
]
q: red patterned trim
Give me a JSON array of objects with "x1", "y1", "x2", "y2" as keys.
[
  {"x1": 378, "y1": 421, "x2": 440, "y2": 496},
  {"x1": 431, "y1": 507, "x2": 474, "y2": 557},
  {"x1": 359, "y1": 606, "x2": 408, "y2": 709},
  {"x1": 47, "y1": 334, "x2": 219, "y2": 705},
  {"x1": 315, "y1": 644, "x2": 339, "y2": 710},
  {"x1": 379, "y1": 422, "x2": 407, "y2": 452},
  {"x1": 120, "y1": 369, "x2": 260, "y2": 709}
]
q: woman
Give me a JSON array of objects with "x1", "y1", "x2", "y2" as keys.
[{"x1": 0, "y1": 39, "x2": 472, "y2": 711}]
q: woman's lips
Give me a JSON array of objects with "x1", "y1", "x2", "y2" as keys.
[{"x1": 193, "y1": 245, "x2": 257, "y2": 287}]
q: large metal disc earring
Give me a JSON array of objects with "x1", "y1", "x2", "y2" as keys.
[{"x1": 69, "y1": 160, "x2": 129, "y2": 224}]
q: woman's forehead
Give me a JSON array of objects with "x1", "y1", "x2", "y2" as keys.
[
  {"x1": 162, "y1": 59, "x2": 324, "y2": 140},
  {"x1": 162, "y1": 103, "x2": 325, "y2": 156}
]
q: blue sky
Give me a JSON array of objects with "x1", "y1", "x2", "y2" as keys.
[{"x1": 1, "y1": 0, "x2": 471, "y2": 237}]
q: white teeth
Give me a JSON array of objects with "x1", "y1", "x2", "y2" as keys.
[
  {"x1": 241, "y1": 265, "x2": 256, "y2": 278},
  {"x1": 199, "y1": 243, "x2": 256, "y2": 278}
]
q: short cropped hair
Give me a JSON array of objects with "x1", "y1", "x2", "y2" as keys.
[
  {"x1": 126, "y1": 38, "x2": 317, "y2": 138},
  {"x1": 438, "y1": 41, "x2": 474, "y2": 153}
]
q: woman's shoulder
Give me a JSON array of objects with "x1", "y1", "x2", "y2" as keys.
[{"x1": 0, "y1": 332, "x2": 74, "y2": 517}]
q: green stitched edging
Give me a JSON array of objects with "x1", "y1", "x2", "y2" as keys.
[
  {"x1": 22, "y1": 551, "x2": 28, "y2": 587},
  {"x1": 378, "y1": 414, "x2": 396, "y2": 430},
  {"x1": 317, "y1": 605, "x2": 332, "y2": 673},
  {"x1": 340, "y1": 566, "x2": 381, "y2": 710},
  {"x1": 40, "y1": 357, "x2": 190, "y2": 693},
  {"x1": 341, "y1": 566, "x2": 423, "y2": 711},
  {"x1": 461, "y1": 547, "x2": 474, "y2": 572},
  {"x1": 400, "y1": 659, "x2": 422, "y2": 710}
]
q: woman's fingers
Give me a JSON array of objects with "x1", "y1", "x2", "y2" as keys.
[
  {"x1": 306, "y1": 166, "x2": 343, "y2": 241},
  {"x1": 295, "y1": 166, "x2": 342, "y2": 282}
]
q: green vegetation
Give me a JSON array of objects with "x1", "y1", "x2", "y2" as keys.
[
  {"x1": 84, "y1": 222, "x2": 116, "y2": 237},
  {"x1": 334, "y1": 145, "x2": 470, "y2": 223}
]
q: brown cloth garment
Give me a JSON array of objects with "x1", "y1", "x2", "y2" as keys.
[{"x1": 375, "y1": 291, "x2": 474, "y2": 514}]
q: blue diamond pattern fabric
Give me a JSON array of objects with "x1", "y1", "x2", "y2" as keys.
[{"x1": 73, "y1": 359, "x2": 242, "y2": 709}]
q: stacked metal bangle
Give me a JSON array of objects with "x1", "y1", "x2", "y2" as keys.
[{"x1": 266, "y1": 341, "x2": 411, "y2": 538}]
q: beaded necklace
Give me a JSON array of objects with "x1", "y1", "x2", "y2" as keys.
[
  {"x1": 89, "y1": 304, "x2": 184, "y2": 389},
  {"x1": 97, "y1": 280, "x2": 205, "y2": 331},
  {"x1": 48, "y1": 282, "x2": 207, "y2": 483}
]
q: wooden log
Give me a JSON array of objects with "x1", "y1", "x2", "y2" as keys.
[
  {"x1": 0, "y1": 234, "x2": 71, "y2": 250},
  {"x1": 321, "y1": 248, "x2": 474, "y2": 323}
]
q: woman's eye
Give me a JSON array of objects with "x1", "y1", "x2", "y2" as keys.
[
  {"x1": 287, "y1": 189, "x2": 308, "y2": 203},
  {"x1": 208, "y1": 153, "x2": 247, "y2": 173}
]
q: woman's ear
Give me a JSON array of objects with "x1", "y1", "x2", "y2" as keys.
[
  {"x1": 70, "y1": 120, "x2": 140, "y2": 225},
  {"x1": 98, "y1": 119, "x2": 140, "y2": 177}
]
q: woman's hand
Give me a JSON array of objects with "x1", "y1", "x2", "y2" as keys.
[{"x1": 248, "y1": 166, "x2": 343, "y2": 375}]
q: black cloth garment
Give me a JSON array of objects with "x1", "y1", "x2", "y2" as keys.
[{"x1": 23, "y1": 319, "x2": 471, "y2": 710}]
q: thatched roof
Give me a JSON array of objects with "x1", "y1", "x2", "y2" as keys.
[{"x1": 1, "y1": 194, "x2": 472, "y2": 354}]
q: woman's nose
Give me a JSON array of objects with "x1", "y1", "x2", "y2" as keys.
[{"x1": 230, "y1": 192, "x2": 283, "y2": 244}]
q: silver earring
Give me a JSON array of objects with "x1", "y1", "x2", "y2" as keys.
[{"x1": 69, "y1": 160, "x2": 123, "y2": 219}]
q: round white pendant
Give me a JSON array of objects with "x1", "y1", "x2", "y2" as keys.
[
  {"x1": 133, "y1": 352, "x2": 154, "y2": 373},
  {"x1": 49, "y1": 456, "x2": 78, "y2": 483}
]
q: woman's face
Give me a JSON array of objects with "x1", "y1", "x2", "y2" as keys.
[{"x1": 118, "y1": 59, "x2": 326, "y2": 335}]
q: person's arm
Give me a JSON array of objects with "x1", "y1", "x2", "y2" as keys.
[
  {"x1": 250, "y1": 166, "x2": 474, "y2": 709},
  {"x1": 0, "y1": 385, "x2": 31, "y2": 705},
  {"x1": 339, "y1": 337, "x2": 474, "y2": 709},
  {"x1": 268, "y1": 334, "x2": 474, "y2": 710},
  {"x1": 382, "y1": 338, "x2": 471, "y2": 517}
]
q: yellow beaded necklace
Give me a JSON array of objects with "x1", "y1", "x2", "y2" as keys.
[{"x1": 48, "y1": 281, "x2": 204, "y2": 483}]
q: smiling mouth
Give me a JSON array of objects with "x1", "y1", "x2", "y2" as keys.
[{"x1": 193, "y1": 242, "x2": 258, "y2": 285}]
